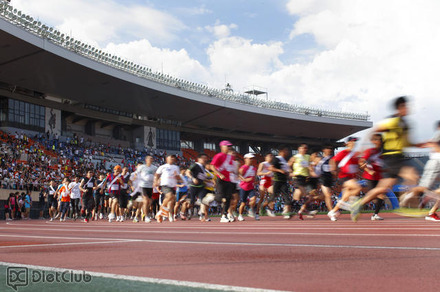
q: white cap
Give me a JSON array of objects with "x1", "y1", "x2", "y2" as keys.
[{"x1": 244, "y1": 153, "x2": 255, "y2": 159}]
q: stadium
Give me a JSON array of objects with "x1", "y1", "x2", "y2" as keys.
[{"x1": 1, "y1": 2, "x2": 439, "y2": 292}]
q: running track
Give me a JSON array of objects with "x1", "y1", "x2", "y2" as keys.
[{"x1": 1, "y1": 213, "x2": 440, "y2": 292}]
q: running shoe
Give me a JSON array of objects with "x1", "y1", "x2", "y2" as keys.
[
  {"x1": 133, "y1": 217, "x2": 139, "y2": 223},
  {"x1": 371, "y1": 214, "x2": 384, "y2": 221},
  {"x1": 425, "y1": 213, "x2": 440, "y2": 222},
  {"x1": 59, "y1": 218, "x2": 63, "y2": 222},
  {"x1": 227, "y1": 213, "x2": 235, "y2": 222},
  {"x1": 307, "y1": 210, "x2": 318, "y2": 218},
  {"x1": 327, "y1": 210, "x2": 338, "y2": 222},
  {"x1": 99, "y1": 213, "x2": 104, "y2": 219},
  {"x1": 248, "y1": 209, "x2": 255, "y2": 218},
  {"x1": 298, "y1": 212, "x2": 304, "y2": 220},
  {"x1": 145, "y1": 216, "x2": 151, "y2": 223},
  {"x1": 169, "y1": 215, "x2": 174, "y2": 222},
  {"x1": 266, "y1": 209, "x2": 276, "y2": 217},
  {"x1": 180, "y1": 212, "x2": 187, "y2": 220},
  {"x1": 350, "y1": 200, "x2": 362, "y2": 222},
  {"x1": 50, "y1": 218, "x2": 53, "y2": 222},
  {"x1": 220, "y1": 215, "x2": 230, "y2": 223},
  {"x1": 119, "y1": 216, "x2": 124, "y2": 222},
  {"x1": 394, "y1": 207, "x2": 429, "y2": 218},
  {"x1": 255, "y1": 214, "x2": 260, "y2": 221},
  {"x1": 282, "y1": 213, "x2": 292, "y2": 220},
  {"x1": 238, "y1": 214, "x2": 245, "y2": 221},
  {"x1": 84, "y1": 218, "x2": 89, "y2": 223}
]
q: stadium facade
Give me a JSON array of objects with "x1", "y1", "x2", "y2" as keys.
[{"x1": 0, "y1": 1, "x2": 372, "y2": 155}]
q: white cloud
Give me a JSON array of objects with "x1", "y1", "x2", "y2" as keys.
[
  {"x1": 279, "y1": 0, "x2": 440, "y2": 140},
  {"x1": 12, "y1": 0, "x2": 185, "y2": 46},
  {"x1": 104, "y1": 39, "x2": 210, "y2": 84},
  {"x1": 205, "y1": 22, "x2": 238, "y2": 39},
  {"x1": 206, "y1": 37, "x2": 283, "y2": 90}
]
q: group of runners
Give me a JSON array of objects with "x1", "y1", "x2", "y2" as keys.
[{"x1": 43, "y1": 96, "x2": 440, "y2": 223}]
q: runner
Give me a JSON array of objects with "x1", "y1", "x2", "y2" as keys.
[
  {"x1": 57, "y1": 177, "x2": 71, "y2": 222},
  {"x1": 256, "y1": 153, "x2": 274, "y2": 216},
  {"x1": 327, "y1": 137, "x2": 361, "y2": 221},
  {"x1": 228, "y1": 150, "x2": 241, "y2": 222},
  {"x1": 68, "y1": 176, "x2": 81, "y2": 221},
  {"x1": 351, "y1": 96, "x2": 422, "y2": 221},
  {"x1": 154, "y1": 155, "x2": 181, "y2": 222},
  {"x1": 359, "y1": 133, "x2": 385, "y2": 220},
  {"x1": 185, "y1": 153, "x2": 208, "y2": 220},
  {"x1": 130, "y1": 163, "x2": 143, "y2": 223},
  {"x1": 297, "y1": 149, "x2": 323, "y2": 219},
  {"x1": 136, "y1": 155, "x2": 157, "y2": 223},
  {"x1": 118, "y1": 167, "x2": 130, "y2": 222},
  {"x1": 94, "y1": 174, "x2": 106, "y2": 220},
  {"x1": 174, "y1": 168, "x2": 189, "y2": 220},
  {"x1": 317, "y1": 145, "x2": 336, "y2": 216},
  {"x1": 404, "y1": 121, "x2": 440, "y2": 221},
  {"x1": 267, "y1": 145, "x2": 293, "y2": 219},
  {"x1": 289, "y1": 144, "x2": 311, "y2": 214},
  {"x1": 47, "y1": 180, "x2": 58, "y2": 221},
  {"x1": 79, "y1": 170, "x2": 97, "y2": 223},
  {"x1": 210, "y1": 140, "x2": 236, "y2": 223},
  {"x1": 200, "y1": 168, "x2": 216, "y2": 222},
  {"x1": 238, "y1": 153, "x2": 259, "y2": 221},
  {"x1": 106, "y1": 165, "x2": 124, "y2": 223}
]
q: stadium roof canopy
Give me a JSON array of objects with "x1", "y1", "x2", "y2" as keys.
[{"x1": 0, "y1": 3, "x2": 372, "y2": 145}]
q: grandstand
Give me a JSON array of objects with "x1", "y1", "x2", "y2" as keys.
[{"x1": 0, "y1": 0, "x2": 372, "y2": 158}]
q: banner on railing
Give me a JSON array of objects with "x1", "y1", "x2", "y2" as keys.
[
  {"x1": 45, "y1": 108, "x2": 61, "y2": 137},
  {"x1": 144, "y1": 126, "x2": 156, "y2": 149}
]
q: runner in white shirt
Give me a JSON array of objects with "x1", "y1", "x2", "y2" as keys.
[
  {"x1": 68, "y1": 177, "x2": 81, "y2": 220},
  {"x1": 136, "y1": 156, "x2": 157, "y2": 223},
  {"x1": 154, "y1": 155, "x2": 181, "y2": 222}
]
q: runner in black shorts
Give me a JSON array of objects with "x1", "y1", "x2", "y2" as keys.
[
  {"x1": 351, "y1": 96, "x2": 422, "y2": 221},
  {"x1": 118, "y1": 167, "x2": 130, "y2": 222},
  {"x1": 80, "y1": 170, "x2": 97, "y2": 223}
]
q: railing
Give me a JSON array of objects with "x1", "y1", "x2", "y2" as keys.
[{"x1": 0, "y1": 0, "x2": 370, "y2": 121}]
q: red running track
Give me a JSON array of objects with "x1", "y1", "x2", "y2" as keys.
[{"x1": 1, "y1": 213, "x2": 440, "y2": 292}]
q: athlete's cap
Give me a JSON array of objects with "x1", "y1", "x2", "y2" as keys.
[
  {"x1": 244, "y1": 153, "x2": 255, "y2": 159},
  {"x1": 347, "y1": 137, "x2": 358, "y2": 142},
  {"x1": 219, "y1": 140, "x2": 233, "y2": 146}
]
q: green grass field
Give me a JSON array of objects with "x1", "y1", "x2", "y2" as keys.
[{"x1": 0, "y1": 265, "x2": 220, "y2": 292}]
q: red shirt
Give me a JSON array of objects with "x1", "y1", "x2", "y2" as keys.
[
  {"x1": 362, "y1": 148, "x2": 383, "y2": 181},
  {"x1": 211, "y1": 152, "x2": 234, "y2": 182},
  {"x1": 106, "y1": 173, "x2": 122, "y2": 195},
  {"x1": 332, "y1": 150, "x2": 359, "y2": 179},
  {"x1": 239, "y1": 165, "x2": 256, "y2": 191}
]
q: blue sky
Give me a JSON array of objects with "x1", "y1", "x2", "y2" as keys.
[{"x1": 10, "y1": 0, "x2": 440, "y2": 142}]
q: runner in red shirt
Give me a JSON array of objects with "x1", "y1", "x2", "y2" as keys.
[
  {"x1": 238, "y1": 153, "x2": 259, "y2": 221},
  {"x1": 360, "y1": 133, "x2": 385, "y2": 220},
  {"x1": 210, "y1": 140, "x2": 236, "y2": 223},
  {"x1": 327, "y1": 137, "x2": 362, "y2": 220}
]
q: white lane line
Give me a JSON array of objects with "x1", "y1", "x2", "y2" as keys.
[
  {"x1": 0, "y1": 234, "x2": 439, "y2": 251},
  {"x1": 0, "y1": 240, "x2": 133, "y2": 249},
  {"x1": 0, "y1": 261, "x2": 287, "y2": 292},
  {"x1": 0, "y1": 234, "x2": 130, "y2": 241},
  {"x1": 1, "y1": 227, "x2": 440, "y2": 238},
  {"x1": 69, "y1": 238, "x2": 440, "y2": 251}
]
